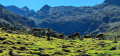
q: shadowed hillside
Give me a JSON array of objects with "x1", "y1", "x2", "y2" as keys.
[
  {"x1": 22, "y1": 0, "x2": 120, "y2": 35},
  {"x1": 0, "y1": 4, "x2": 36, "y2": 29}
]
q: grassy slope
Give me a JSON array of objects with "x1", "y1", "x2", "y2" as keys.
[{"x1": 0, "y1": 29, "x2": 120, "y2": 56}]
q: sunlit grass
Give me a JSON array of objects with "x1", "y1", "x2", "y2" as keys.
[{"x1": 0, "y1": 30, "x2": 120, "y2": 56}]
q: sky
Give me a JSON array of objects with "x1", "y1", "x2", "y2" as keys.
[{"x1": 0, "y1": 0, "x2": 105, "y2": 11}]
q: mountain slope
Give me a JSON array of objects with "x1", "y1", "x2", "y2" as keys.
[
  {"x1": 0, "y1": 4, "x2": 36, "y2": 29},
  {"x1": 5, "y1": 0, "x2": 120, "y2": 35},
  {"x1": 27, "y1": 0, "x2": 120, "y2": 35}
]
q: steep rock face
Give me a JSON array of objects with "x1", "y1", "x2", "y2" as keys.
[
  {"x1": 32, "y1": 5, "x2": 51, "y2": 19},
  {"x1": 32, "y1": 0, "x2": 120, "y2": 35},
  {"x1": 36, "y1": 5, "x2": 51, "y2": 14},
  {"x1": 5, "y1": 0, "x2": 120, "y2": 35},
  {"x1": 21, "y1": 6, "x2": 30, "y2": 11},
  {"x1": 5, "y1": 6, "x2": 35, "y2": 16},
  {"x1": 38, "y1": 20, "x2": 102, "y2": 35},
  {"x1": 21, "y1": 6, "x2": 35, "y2": 14},
  {"x1": 39, "y1": 5, "x2": 51, "y2": 12}
]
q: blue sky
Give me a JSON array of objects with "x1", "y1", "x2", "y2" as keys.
[{"x1": 0, "y1": 0, "x2": 104, "y2": 11}]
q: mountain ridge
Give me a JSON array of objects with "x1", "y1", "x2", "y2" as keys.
[
  {"x1": 0, "y1": 4, "x2": 36, "y2": 29},
  {"x1": 3, "y1": 0, "x2": 120, "y2": 35},
  {"x1": 32, "y1": 0, "x2": 120, "y2": 35},
  {"x1": 5, "y1": 5, "x2": 35, "y2": 16}
]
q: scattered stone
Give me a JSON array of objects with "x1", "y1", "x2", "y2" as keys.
[
  {"x1": 12, "y1": 46, "x2": 17, "y2": 50},
  {"x1": 7, "y1": 30, "x2": 13, "y2": 33},
  {"x1": 70, "y1": 43, "x2": 74, "y2": 45},
  {"x1": 17, "y1": 36, "x2": 20, "y2": 38},
  {"x1": 0, "y1": 46, "x2": 3, "y2": 48},
  {"x1": 79, "y1": 45, "x2": 82, "y2": 47},
  {"x1": 26, "y1": 36, "x2": 29, "y2": 37},
  {"x1": 19, "y1": 47, "x2": 27, "y2": 51},
  {"x1": 38, "y1": 48, "x2": 44, "y2": 50},
  {"x1": 9, "y1": 49, "x2": 19, "y2": 56},
  {"x1": 100, "y1": 43, "x2": 106, "y2": 46},
  {"x1": 77, "y1": 50, "x2": 82, "y2": 52},
  {"x1": 67, "y1": 45, "x2": 72, "y2": 47},
  {"x1": 8, "y1": 41, "x2": 15, "y2": 45},
  {"x1": 29, "y1": 51, "x2": 41, "y2": 54},
  {"x1": 37, "y1": 53, "x2": 41, "y2": 55},
  {"x1": 43, "y1": 37, "x2": 45, "y2": 38},
  {"x1": 103, "y1": 49, "x2": 106, "y2": 50},
  {"x1": 3, "y1": 42, "x2": 9, "y2": 44},
  {"x1": 25, "y1": 42, "x2": 34, "y2": 45},
  {"x1": 41, "y1": 54, "x2": 50, "y2": 56},
  {"x1": 54, "y1": 51, "x2": 63, "y2": 55},
  {"x1": 108, "y1": 54, "x2": 111, "y2": 56},
  {"x1": 92, "y1": 44, "x2": 96, "y2": 45},
  {"x1": 48, "y1": 48, "x2": 54, "y2": 50},
  {"x1": 17, "y1": 42, "x2": 21, "y2": 44},
  {"x1": 0, "y1": 49, "x2": 3, "y2": 53},
  {"x1": 4, "y1": 34, "x2": 8, "y2": 36},
  {"x1": 95, "y1": 53, "x2": 98, "y2": 54},
  {"x1": 90, "y1": 48, "x2": 94, "y2": 50},
  {"x1": 110, "y1": 47, "x2": 116, "y2": 50},
  {"x1": 0, "y1": 37, "x2": 6, "y2": 41},
  {"x1": 62, "y1": 45, "x2": 68, "y2": 48},
  {"x1": 112, "y1": 41, "x2": 118, "y2": 43},
  {"x1": 62, "y1": 49, "x2": 70, "y2": 52}
]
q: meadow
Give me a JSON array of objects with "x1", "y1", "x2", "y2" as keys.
[{"x1": 0, "y1": 30, "x2": 120, "y2": 56}]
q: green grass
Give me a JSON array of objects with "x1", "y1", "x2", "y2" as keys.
[{"x1": 0, "y1": 30, "x2": 120, "y2": 56}]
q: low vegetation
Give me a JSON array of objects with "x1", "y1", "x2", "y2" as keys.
[{"x1": 0, "y1": 28, "x2": 120, "y2": 56}]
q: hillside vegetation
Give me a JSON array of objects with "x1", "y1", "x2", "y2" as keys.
[
  {"x1": 9, "y1": 0, "x2": 116, "y2": 36},
  {"x1": 0, "y1": 28, "x2": 120, "y2": 56},
  {"x1": 0, "y1": 4, "x2": 36, "y2": 29},
  {"x1": 5, "y1": 0, "x2": 120, "y2": 36}
]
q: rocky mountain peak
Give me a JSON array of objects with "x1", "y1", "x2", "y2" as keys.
[
  {"x1": 40, "y1": 4, "x2": 51, "y2": 11},
  {"x1": 21, "y1": 6, "x2": 30, "y2": 11},
  {"x1": 31, "y1": 9, "x2": 35, "y2": 13},
  {"x1": 104, "y1": 0, "x2": 120, "y2": 6}
]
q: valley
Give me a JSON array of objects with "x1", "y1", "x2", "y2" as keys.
[{"x1": 0, "y1": 0, "x2": 120, "y2": 56}]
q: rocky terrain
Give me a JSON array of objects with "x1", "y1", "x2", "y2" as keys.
[
  {"x1": 5, "y1": 0, "x2": 120, "y2": 36},
  {"x1": 0, "y1": 28, "x2": 120, "y2": 56}
]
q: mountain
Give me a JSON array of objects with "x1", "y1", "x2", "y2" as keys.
[
  {"x1": 39, "y1": 5, "x2": 51, "y2": 12},
  {"x1": 104, "y1": 0, "x2": 120, "y2": 6},
  {"x1": 5, "y1": 5, "x2": 35, "y2": 16},
  {"x1": 26, "y1": 0, "x2": 120, "y2": 35},
  {"x1": 21, "y1": 6, "x2": 30, "y2": 11},
  {"x1": 4, "y1": 0, "x2": 120, "y2": 35},
  {"x1": 29, "y1": 5, "x2": 51, "y2": 19},
  {"x1": 0, "y1": 4, "x2": 36, "y2": 29}
]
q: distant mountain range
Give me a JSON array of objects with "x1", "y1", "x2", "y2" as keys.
[
  {"x1": 0, "y1": 4, "x2": 36, "y2": 29},
  {"x1": 4, "y1": 0, "x2": 120, "y2": 35},
  {"x1": 6, "y1": 5, "x2": 35, "y2": 16}
]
